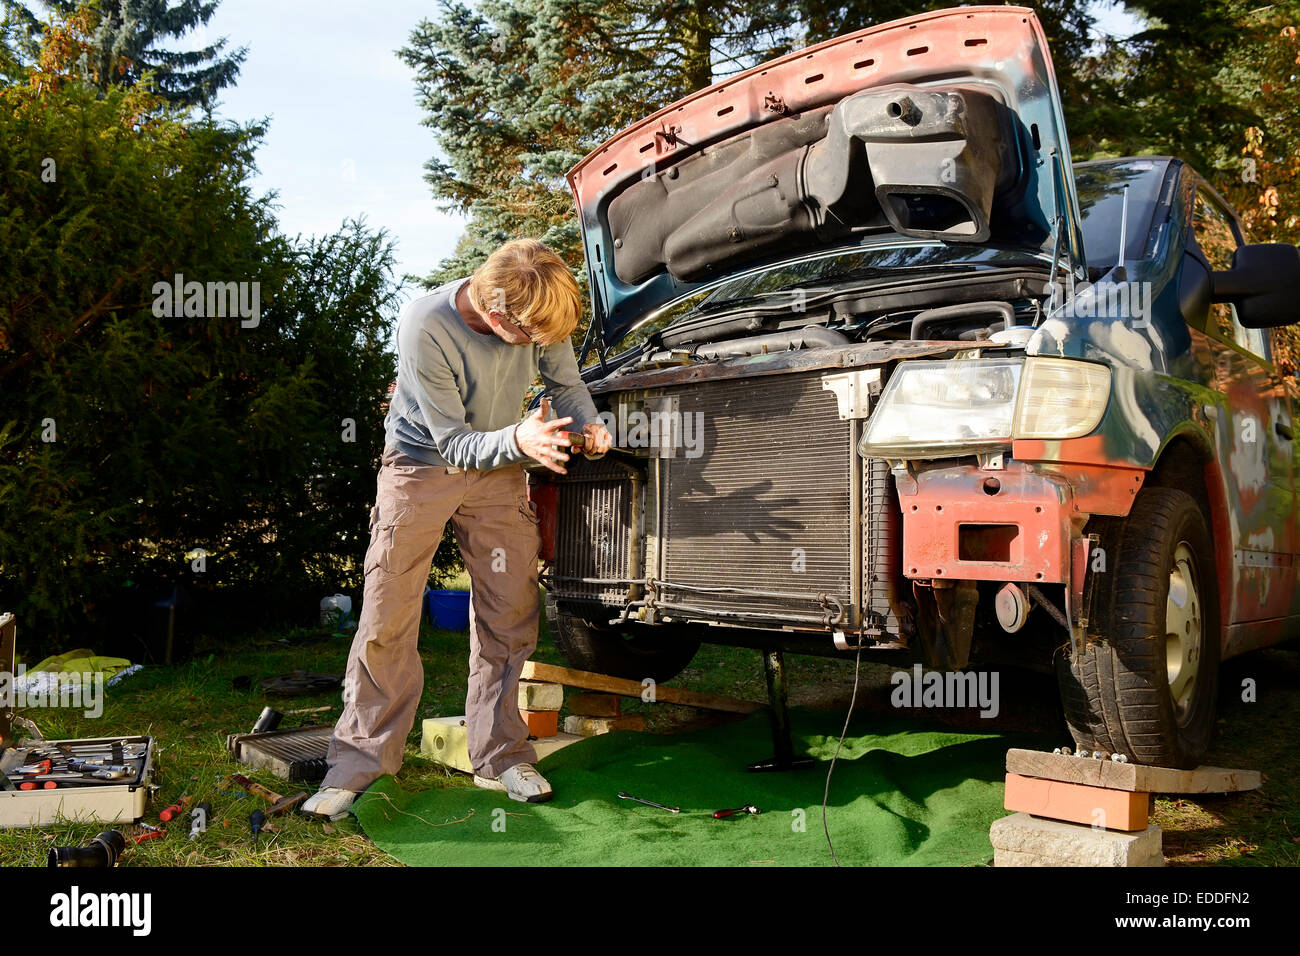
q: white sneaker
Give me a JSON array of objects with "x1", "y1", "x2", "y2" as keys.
[
  {"x1": 473, "y1": 763, "x2": 554, "y2": 803},
  {"x1": 302, "y1": 786, "x2": 359, "y2": 820}
]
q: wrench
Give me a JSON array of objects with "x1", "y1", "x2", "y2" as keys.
[{"x1": 617, "y1": 791, "x2": 680, "y2": 813}]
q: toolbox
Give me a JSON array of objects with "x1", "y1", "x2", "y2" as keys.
[
  {"x1": 0, "y1": 735, "x2": 157, "y2": 828},
  {"x1": 0, "y1": 612, "x2": 156, "y2": 828}
]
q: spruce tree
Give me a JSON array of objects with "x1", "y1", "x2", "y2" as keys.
[{"x1": 4, "y1": 0, "x2": 244, "y2": 106}]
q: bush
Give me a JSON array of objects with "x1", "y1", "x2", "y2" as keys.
[{"x1": 0, "y1": 19, "x2": 464, "y2": 652}]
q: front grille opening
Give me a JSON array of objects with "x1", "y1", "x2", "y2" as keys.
[{"x1": 958, "y1": 523, "x2": 1019, "y2": 563}]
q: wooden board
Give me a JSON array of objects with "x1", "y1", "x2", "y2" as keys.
[
  {"x1": 1006, "y1": 749, "x2": 1262, "y2": 794},
  {"x1": 520, "y1": 661, "x2": 762, "y2": 714}
]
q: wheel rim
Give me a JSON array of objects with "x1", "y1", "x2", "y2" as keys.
[{"x1": 1165, "y1": 541, "x2": 1203, "y2": 720}]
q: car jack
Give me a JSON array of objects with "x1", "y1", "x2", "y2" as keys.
[{"x1": 748, "y1": 649, "x2": 815, "y2": 772}]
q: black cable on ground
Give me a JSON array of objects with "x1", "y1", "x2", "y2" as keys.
[{"x1": 822, "y1": 642, "x2": 863, "y2": 866}]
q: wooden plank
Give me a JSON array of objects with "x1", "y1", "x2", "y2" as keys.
[
  {"x1": 520, "y1": 660, "x2": 762, "y2": 714},
  {"x1": 1006, "y1": 749, "x2": 1262, "y2": 794}
]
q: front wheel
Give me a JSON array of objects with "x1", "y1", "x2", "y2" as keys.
[
  {"x1": 1056, "y1": 487, "x2": 1220, "y2": 768},
  {"x1": 545, "y1": 594, "x2": 701, "y2": 683}
]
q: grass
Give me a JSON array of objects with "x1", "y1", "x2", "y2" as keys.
[{"x1": 2, "y1": 599, "x2": 1296, "y2": 866}]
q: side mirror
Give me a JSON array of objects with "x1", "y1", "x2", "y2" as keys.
[{"x1": 1211, "y1": 242, "x2": 1300, "y2": 328}]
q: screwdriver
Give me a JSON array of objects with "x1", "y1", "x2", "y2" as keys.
[{"x1": 617, "y1": 791, "x2": 680, "y2": 813}]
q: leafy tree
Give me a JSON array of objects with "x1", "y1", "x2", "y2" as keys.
[
  {"x1": 2, "y1": 0, "x2": 244, "y2": 106},
  {"x1": 0, "y1": 10, "x2": 405, "y2": 649}
]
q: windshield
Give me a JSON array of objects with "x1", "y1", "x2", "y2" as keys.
[
  {"x1": 1075, "y1": 158, "x2": 1170, "y2": 270},
  {"x1": 613, "y1": 241, "x2": 1048, "y2": 352}
]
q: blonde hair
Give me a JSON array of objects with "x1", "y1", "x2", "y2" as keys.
[{"x1": 467, "y1": 239, "x2": 582, "y2": 346}]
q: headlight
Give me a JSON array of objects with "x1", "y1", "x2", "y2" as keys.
[
  {"x1": 1012, "y1": 357, "x2": 1111, "y2": 439},
  {"x1": 860, "y1": 357, "x2": 1110, "y2": 459}
]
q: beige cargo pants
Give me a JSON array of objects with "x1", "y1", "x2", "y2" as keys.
[{"x1": 321, "y1": 448, "x2": 541, "y2": 792}]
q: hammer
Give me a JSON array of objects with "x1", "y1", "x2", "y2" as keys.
[{"x1": 228, "y1": 773, "x2": 307, "y2": 816}]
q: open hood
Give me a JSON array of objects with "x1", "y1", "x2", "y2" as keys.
[{"x1": 567, "y1": 6, "x2": 1087, "y2": 348}]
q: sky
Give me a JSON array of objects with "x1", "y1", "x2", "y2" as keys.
[
  {"x1": 199, "y1": 0, "x2": 465, "y2": 296},
  {"x1": 193, "y1": 1, "x2": 1144, "y2": 303}
]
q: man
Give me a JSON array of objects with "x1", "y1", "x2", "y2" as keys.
[{"x1": 303, "y1": 239, "x2": 611, "y2": 817}]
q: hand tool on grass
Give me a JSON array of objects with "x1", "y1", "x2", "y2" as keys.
[
  {"x1": 129, "y1": 823, "x2": 165, "y2": 844},
  {"x1": 159, "y1": 796, "x2": 193, "y2": 823},
  {"x1": 617, "y1": 791, "x2": 680, "y2": 813},
  {"x1": 712, "y1": 804, "x2": 762, "y2": 818},
  {"x1": 229, "y1": 773, "x2": 308, "y2": 816}
]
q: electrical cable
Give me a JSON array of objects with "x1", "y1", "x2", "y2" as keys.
[{"x1": 822, "y1": 641, "x2": 863, "y2": 866}]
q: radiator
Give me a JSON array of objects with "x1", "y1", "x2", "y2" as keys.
[
  {"x1": 657, "y1": 371, "x2": 853, "y2": 623},
  {"x1": 553, "y1": 456, "x2": 637, "y2": 606}
]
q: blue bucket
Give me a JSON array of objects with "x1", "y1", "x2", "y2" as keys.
[{"x1": 425, "y1": 588, "x2": 471, "y2": 631}]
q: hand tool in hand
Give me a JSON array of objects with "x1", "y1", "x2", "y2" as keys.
[
  {"x1": 229, "y1": 773, "x2": 308, "y2": 816},
  {"x1": 617, "y1": 791, "x2": 680, "y2": 813},
  {"x1": 712, "y1": 804, "x2": 762, "y2": 818}
]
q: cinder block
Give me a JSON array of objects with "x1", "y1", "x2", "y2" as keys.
[
  {"x1": 563, "y1": 714, "x2": 646, "y2": 737},
  {"x1": 568, "y1": 692, "x2": 622, "y2": 717},
  {"x1": 1005, "y1": 773, "x2": 1151, "y2": 831},
  {"x1": 421, "y1": 716, "x2": 472, "y2": 773},
  {"x1": 520, "y1": 709, "x2": 559, "y2": 738},
  {"x1": 990, "y1": 812, "x2": 1163, "y2": 867},
  {"x1": 517, "y1": 680, "x2": 563, "y2": 711},
  {"x1": 421, "y1": 717, "x2": 584, "y2": 773}
]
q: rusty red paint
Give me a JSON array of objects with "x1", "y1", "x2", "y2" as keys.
[
  {"x1": 1032, "y1": 461, "x2": 1146, "y2": 516},
  {"x1": 527, "y1": 480, "x2": 557, "y2": 562},
  {"x1": 1202, "y1": 456, "x2": 1236, "y2": 650},
  {"x1": 567, "y1": 6, "x2": 1049, "y2": 208},
  {"x1": 899, "y1": 463, "x2": 1071, "y2": 584}
]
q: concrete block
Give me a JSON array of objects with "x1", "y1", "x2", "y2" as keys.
[
  {"x1": 990, "y1": 812, "x2": 1164, "y2": 867},
  {"x1": 517, "y1": 680, "x2": 563, "y2": 711},
  {"x1": 563, "y1": 714, "x2": 646, "y2": 737},
  {"x1": 421, "y1": 716, "x2": 472, "y2": 773},
  {"x1": 567, "y1": 692, "x2": 622, "y2": 717},
  {"x1": 1005, "y1": 773, "x2": 1151, "y2": 831},
  {"x1": 533, "y1": 732, "x2": 585, "y2": 762},
  {"x1": 520, "y1": 709, "x2": 559, "y2": 738},
  {"x1": 421, "y1": 716, "x2": 584, "y2": 773}
]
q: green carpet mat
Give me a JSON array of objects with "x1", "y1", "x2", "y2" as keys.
[{"x1": 353, "y1": 710, "x2": 1050, "y2": 866}]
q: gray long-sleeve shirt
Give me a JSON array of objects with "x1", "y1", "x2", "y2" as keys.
[{"x1": 384, "y1": 277, "x2": 601, "y2": 470}]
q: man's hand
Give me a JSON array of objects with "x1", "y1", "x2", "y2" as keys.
[
  {"x1": 582, "y1": 422, "x2": 613, "y2": 456},
  {"x1": 514, "y1": 398, "x2": 574, "y2": 474}
]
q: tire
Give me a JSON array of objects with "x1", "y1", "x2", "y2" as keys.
[
  {"x1": 545, "y1": 594, "x2": 701, "y2": 683},
  {"x1": 1056, "y1": 487, "x2": 1220, "y2": 768}
]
